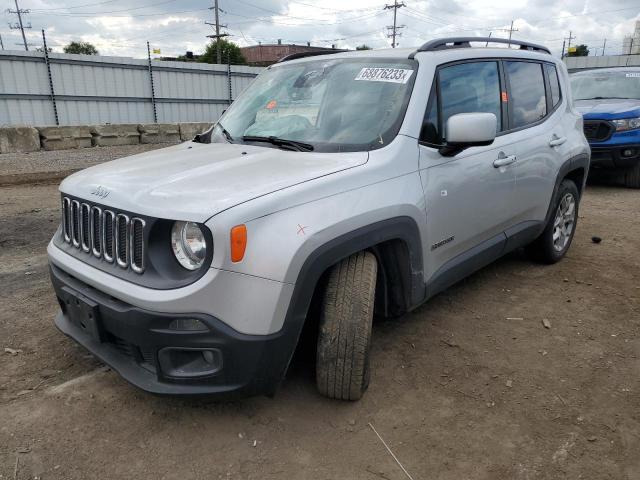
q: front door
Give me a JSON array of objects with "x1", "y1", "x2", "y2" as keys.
[{"x1": 417, "y1": 60, "x2": 517, "y2": 284}]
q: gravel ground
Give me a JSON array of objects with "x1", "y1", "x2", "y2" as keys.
[
  {"x1": 0, "y1": 178, "x2": 639, "y2": 479},
  {"x1": 0, "y1": 144, "x2": 175, "y2": 185}
]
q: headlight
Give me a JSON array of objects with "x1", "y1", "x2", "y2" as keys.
[
  {"x1": 171, "y1": 221, "x2": 207, "y2": 270},
  {"x1": 612, "y1": 117, "x2": 640, "y2": 132}
]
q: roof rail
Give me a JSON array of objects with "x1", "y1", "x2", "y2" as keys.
[
  {"x1": 277, "y1": 50, "x2": 345, "y2": 63},
  {"x1": 409, "y1": 37, "x2": 551, "y2": 58}
]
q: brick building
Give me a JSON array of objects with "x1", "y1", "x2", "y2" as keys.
[{"x1": 240, "y1": 42, "x2": 346, "y2": 67}]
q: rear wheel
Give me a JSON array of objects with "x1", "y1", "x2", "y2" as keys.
[
  {"x1": 528, "y1": 179, "x2": 579, "y2": 264},
  {"x1": 623, "y1": 163, "x2": 640, "y2": 188},
  {"x1": 316, "y1": 251, "x2": 377, "y2": 401}
]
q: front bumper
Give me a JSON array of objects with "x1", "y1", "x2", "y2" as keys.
[
  {"x1": 590, "y1": 144, "x2": 640, "y2": 169},
  {"x1": 50, "y1": 264, "x2": 299, "y2": 397}
]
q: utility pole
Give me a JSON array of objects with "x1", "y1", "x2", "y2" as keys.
[
  {"x1": 0, "y1": 34, "x2": 4, "y2": 50},
  {"x1": 384, "y1": 0, "x2": 405, "y2": 48},
  {"x1": 563, "y1": 31, "x2": 576, "y2": 58},
  {"x1": 561, "y1": 39, "x2": 566, "y2": 58},
  {"x1": 601, "y1": 38, "x2": 606, "y2": 56},
  {"x1": 8, "y1": 0, "x2": 31, "y2": 51},
  {"x1": 497, "y1": 20, "x2": 518, "y2": 47},
  {"x1": 205, "y1": 0, "x2": 228, "y2": 64}
]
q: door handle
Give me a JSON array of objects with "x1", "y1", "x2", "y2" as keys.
[
  {"x1": 549, "y1": 136, "x2": 567, "y2": 147},
  {"x1": 493, "y1": 154, "x2": 517, "y2": 168}
]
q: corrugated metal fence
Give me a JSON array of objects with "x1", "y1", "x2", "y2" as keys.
[{"x1": 0, "y1": 50, "x2": 263, "y2": 127}]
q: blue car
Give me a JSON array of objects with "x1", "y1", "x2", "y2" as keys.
[{"x1": 570, "y1": 67, "x2": 640, "y2": 188}]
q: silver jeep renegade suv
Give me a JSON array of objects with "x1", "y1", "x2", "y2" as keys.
[{"x1": 48, "y1": 37, "x2": 590, "y2": 400}]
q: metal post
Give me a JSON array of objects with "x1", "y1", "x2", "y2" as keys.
[
  {"x1": 602, "y1": 38, "x2": 606, "y2": 56},
  {"x1": 147, "y1": 41, "x2": 158, "y2": 123},
  {"x1": 15, "y1": 0, "x2": 29, "y2": 51},
  {"x1": 227, "y1": 52, "x2": 232, "y2": 105},
  {"x1": 42, "y1": 30, "x2": 59, "y2": 126},
  {"x1": 0, "y1": 34, "x2": 4, "y2": 50},
  {"x1": 215, "y1": 0, "x2": 221, "y2": 64}
]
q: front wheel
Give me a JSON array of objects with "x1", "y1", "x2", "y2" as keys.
[
  {"x1": 527, "y1": 179, "x2": 579, "y2": 264},
  {"x1": 316, "y1": 251, "x2": 377, "y2": 401}
]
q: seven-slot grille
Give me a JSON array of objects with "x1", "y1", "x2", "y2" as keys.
[{"x1": 61, "y1": 197, "x2": 146, "y2": 273}]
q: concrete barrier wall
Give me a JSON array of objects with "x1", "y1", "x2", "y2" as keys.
[
  {"x1": 0, "y1": 122, "x2": 216, "y2": 153},
  {"x1": 0, "y1": 127, "x2": 41, "y2": 153}
]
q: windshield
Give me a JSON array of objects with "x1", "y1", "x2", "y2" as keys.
[
  {"x1": 570, "y1": 71, "x2": 640, "y2": 101},
  {"x1": 211, "y1": 57, "x2": 417, "y2": 152}
]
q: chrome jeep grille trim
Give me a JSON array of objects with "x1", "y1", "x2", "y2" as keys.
[
  {"x1": 103, "y1": 210, "x2": 115, "y2": 263},
  {"x1": 60, "y1": 197, "x2": 145, "y2": 274},
  {"x1": 90, "y1": 206, "x2": 102, "y2": 258},
  {"x1": 130, "y1": 218, "x2": 145, "y2": 273},
  {"x1": 71, "y1": 200, "x2": 80, "y2": 247},
  {"x1": 62, "y1": 197, "x2": 71, "y2": 242},
  {"x1": 80, "y1": 203, "x2": 91, "y2": 252},
  {"x1": 115, "y1": 214, "x2": 129, "y2": 269}
]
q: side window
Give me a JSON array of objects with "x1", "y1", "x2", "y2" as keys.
[
  {"x1": 544, "y1": 63, "x2": 561, "y2": 107},
  {"x1": 439, "y1": 61, "x2": 502, "y2": 136},
  {"x1": 506, "y1": 61, "x2": 547, "y2": 128}
]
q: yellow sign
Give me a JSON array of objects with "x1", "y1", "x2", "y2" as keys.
[
  {"x1": 152, "y1": 48, "x2": 161, "y2": 54},
  {"x1": 568, "y1": 46, "x2": 577, "y2": 53}
]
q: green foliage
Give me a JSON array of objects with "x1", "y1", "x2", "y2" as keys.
[
  {"x1": 355, "y1": 44, "x2": 372, "y2": 50},
  {"x1": 199, "y1": 39, "x2": 247, "y2": 65},
  {"x1": 63, "y1": 41, "x2": 99, "y2": 55},
  {"x1": 566, "y1": 44, "x2": 589, "y2": 57}
]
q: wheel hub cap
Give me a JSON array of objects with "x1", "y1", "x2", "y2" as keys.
[{"x1": 553, "y1": 193, "x2": 576, "y2": 252}]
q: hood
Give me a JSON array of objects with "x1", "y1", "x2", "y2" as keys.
[
  {"x1": 60, "y1": 142, "x2": 368, "y2": 222},
  {"x1": 574, "y1": 98, "x2": 640, "y2": 120}
]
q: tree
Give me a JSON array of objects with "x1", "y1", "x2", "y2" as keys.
[
  {"x1": 356, "y1": 44, "x2": 372, "y2": 50},
  {"x1": 566, "y1": 44, "x2": 589, "y2": 57},
  {"x1": 64, "y1": 41, "x2": 99, "y2": 55},
  {"x1": 198, "y1": 39, "x2": 246, "y2": 65}
]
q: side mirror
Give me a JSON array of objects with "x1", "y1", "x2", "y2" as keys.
[{"x1": 439, "y1": 112, "x2": 497, "y2": 157}]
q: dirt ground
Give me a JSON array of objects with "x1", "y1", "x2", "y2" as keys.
[{"x1": 0, "y1": 177, "x2": 639, "y2": 479}]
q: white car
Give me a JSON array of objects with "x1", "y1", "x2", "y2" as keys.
[{"x1": 48, "y1": 37, "x2": 590, "y2": 400}]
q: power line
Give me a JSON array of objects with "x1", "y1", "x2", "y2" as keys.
[{"x1": 384, "y1": 0, "x2": 405, "y2": 48}]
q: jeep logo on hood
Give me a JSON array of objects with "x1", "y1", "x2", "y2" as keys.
[{"x1": 90, "y1": 185, "x2": 110, "y2": 199}]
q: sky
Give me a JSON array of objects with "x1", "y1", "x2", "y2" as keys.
[{"x1": 1, "y1": 0, "x2": 639, "y2": 59}]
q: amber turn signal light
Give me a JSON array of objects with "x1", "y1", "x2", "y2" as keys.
[{"x1": 230, "y1": 225, "x2": 247, "y2": 262}]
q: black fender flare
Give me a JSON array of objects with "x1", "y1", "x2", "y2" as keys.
[
  {"x1": 270, "y1": 216, "x2": 425, "y2": 388},
  {"x1": 543, "y1": 153, "x2": 590, "y2": 227}
]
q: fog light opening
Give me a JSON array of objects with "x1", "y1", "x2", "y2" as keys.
[
  {"x1": 168, "y1": 318, "x2": 208, "y2": 331},
  {"x1": 622, "y1": 149, "x2": 636, "y2": 158}
]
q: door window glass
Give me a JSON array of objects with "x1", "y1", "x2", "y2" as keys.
[
  {"x1": 506, "y1": 61, "x2": 547, "y2": 128},
  {"x1": 439, "y1": 61, "x2": 502, "y2": 136}
]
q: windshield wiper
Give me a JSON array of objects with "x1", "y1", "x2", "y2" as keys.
[{"x1": 242, "y1": 135, "x2": 314, "y2": 152}]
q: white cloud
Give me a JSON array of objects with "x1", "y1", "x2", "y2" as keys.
[{"x1": 0, "y1": 0, "x2": 637, "y2": 57}]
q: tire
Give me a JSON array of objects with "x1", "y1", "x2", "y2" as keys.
[
  {"x1": 623, "y1": 163, "x2": 640, "y2": 188},
  {"x1": 528, "y1": 179, "x2": 579, "y2": 264},
  {"x1": 316, "y1": 251, "x2": 377, "y2": 401}
]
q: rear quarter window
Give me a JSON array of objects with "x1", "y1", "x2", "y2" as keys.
[{"x1": 545, "y1": 63, "x2": 561, "y2": 107}]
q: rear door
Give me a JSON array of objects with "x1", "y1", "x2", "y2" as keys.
[
  {"x1": 503, "y1": 60, "x2": 566, "y2": 225},
  {"x1": 418, "y1": 60, "x2": 517, "y2": 281}
]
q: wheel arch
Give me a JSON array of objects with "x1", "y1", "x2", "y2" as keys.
[
  {"x1": 544, "y1": 153, "x2": 589, "y2": 226},
  {"x1": 273, "y1": 216, "x2": 425, "y2": 385}
]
